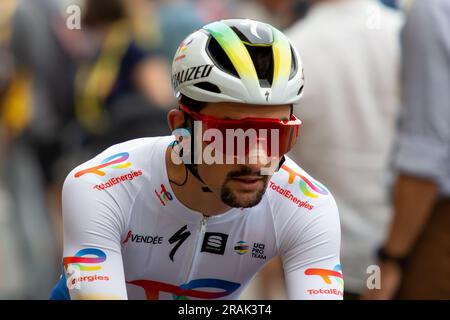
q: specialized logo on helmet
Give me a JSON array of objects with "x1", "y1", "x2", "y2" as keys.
[{"x1": 172, "y1": 64, "x2": 214, "y2": 89}]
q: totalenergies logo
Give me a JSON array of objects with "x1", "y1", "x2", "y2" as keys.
[
  {"x1": 281, "y1": 164, "x2": 328, "y2": 198},
  {"x1": 128, "y1": 278, "x2": 240, "y2": 300},
  {"x1": 63, "y1": 248, "x2": 107, "y2": 272},
  {"x1": 305, "y1": 264, "x2": 344, "y2": 288},
  {"x1": 74, "y1": 152, "x2": 131, "y2": 178}
]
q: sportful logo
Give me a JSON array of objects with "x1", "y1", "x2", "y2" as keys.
[
  {"x1": 201, "y1": 233, "x2": 228, "y2": 255},
  {"x1": 128, "y1": 278, "x2": 240, "y2": 300},
  {"x1": 63, "y1": 248, "x2": 107, "y2": 271},
  {"x1": 155, "y1": 184, "x2": 173, "y2": 206},
  {"x1": 304, "y1": 264, "x2": 344, "y2": 289},
  {"x1": 234, "y1": 241, "x2": 249, "y2": 255},
  {"x1": 280, "y1": 164, "x2": 329, "y2": 198},
  {"x1": 74, "y1": 152, "x2": 131, "y2": 178}
]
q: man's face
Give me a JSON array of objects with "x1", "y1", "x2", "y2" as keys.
[{"x1": 195, "y1": 102, "x2": 291, "y2": 208}]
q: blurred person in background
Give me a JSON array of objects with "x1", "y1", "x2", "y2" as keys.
[
  {"x1": 285, "y1": 0, "x2": 403, "y2": 298},
  {"x1": 152, "y1": 0, "x2": 205, "y2": 62},
  {"x1": 256, "y1": 0, "x2": 311, "y2": 29},
  {"x1": 0, "y1": 0, "x2": 27, "y2": 299},
  {"x1": 226, "y1": 0, "x2": 311, "y2": 30},
  {"x1": 380, "y1": 0, "x2": 415, "y2": 10},
  {"x1": 54, "y1": 0, "x2": 174, "y2": 276},
  {"x1": 66, "y1": 0, "x2": 173, "y2": 158},
  {"x1": 2, "y1": 0, "x2": 174, "y2": 298},
  {"x1": 0, "y1": 0, "x2": 70, "y2": 298},
  {"x1": 189, "y1": 0, "x2": 310, "y2": 30},
  {"x1": 365, "y1": 0, "x2": 450, "y2": 300},
  {"x1": 9, "y1": 0, "x2": 76, "y2": 191}
]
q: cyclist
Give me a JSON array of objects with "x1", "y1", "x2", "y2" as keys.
[{"x1": 50, "y1": 19, "x2": 343, "y2": 300}]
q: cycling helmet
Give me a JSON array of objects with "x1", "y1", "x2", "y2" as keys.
[{"x1": 171, "y1": 19, "x2": 304, "y2": 105}]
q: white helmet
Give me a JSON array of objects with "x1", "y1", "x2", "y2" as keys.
[{"x1": 171, "y1": 19, "x2": 304, "y2": 105}]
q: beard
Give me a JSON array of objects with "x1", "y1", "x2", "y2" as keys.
[{"x1": 220, "y1": 166, "x2": 270, "y2": 208}]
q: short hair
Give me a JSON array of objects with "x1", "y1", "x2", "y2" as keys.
[{"x1": 178, "y1": 94, "x2": 207, "y2": 113}]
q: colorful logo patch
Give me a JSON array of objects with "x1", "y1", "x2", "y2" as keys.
[
  {"x1": 128, "y1": 278, "x2": 240, "y2": 300},
  {"x1": 174, "y1": 37, "x2": 194, "y2": 62},
  {"x1": 234, "y1": 241, "x2": 249, "y2": 255},
  {"x1": 75, "y1": 152, "x2": 131, "y2": 178},
  {"x1": 305, "y1": 264, "x2": 344, "y2": 288},
  {"x1": 281, "y1": 164, "x2": 329, "y2": 198},
  {"x1": 155, "y1": 183, "x2": 173, "y2": 206},
  {"x1": 63, "y1": 248, "x2": 107, "y2": 272}
]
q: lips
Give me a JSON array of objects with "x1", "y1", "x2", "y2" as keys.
[
  {"x1": 232, "y1": 176, "x2": 262, "y2": 182},
  {"x1": 230, "y1": 176, "x2": 264, "y2": 190}
]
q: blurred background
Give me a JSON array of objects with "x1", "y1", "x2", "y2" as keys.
[{"x1": 1, "y1": 0, "x2": 449, "y2": 300}]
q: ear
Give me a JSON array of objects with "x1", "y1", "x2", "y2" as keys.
[{"x1": 167, "y1": 108, "x2": 186, "y2": 132}]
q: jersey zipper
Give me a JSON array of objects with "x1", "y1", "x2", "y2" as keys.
[{"x1": 183, "y1": 216, "x2": 208, "y2": 284}]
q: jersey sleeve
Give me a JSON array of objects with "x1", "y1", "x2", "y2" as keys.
[
  {"x1": 280, "y1": 195, "x2": 343, "y2": 300},
  {"x1": 60, "y1": 172, "x2": 130, "y2": 300},
  {"x1": 269, "y1": 159, "x2": 343, "y2": 300}
]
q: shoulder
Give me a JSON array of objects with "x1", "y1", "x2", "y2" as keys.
[
  {"x1": 265, "y1": 156, "x2": 341, "y2": 254},
  {"x1": 63, "y1": 135, "x2": 172, "y2": 197},
  {"x1": 267, "y1": 156, "x2": 336, "y2": 213},
  {"x1": 61, "y1": 136, "x2": 174, "y2": 237}
]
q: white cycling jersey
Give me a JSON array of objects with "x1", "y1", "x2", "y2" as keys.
[{"x1": 50, "y1": 136, "x2": 343, "y2": 300}]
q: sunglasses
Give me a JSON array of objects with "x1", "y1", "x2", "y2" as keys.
[{"x1": 178, "y1": 103, "x2": 301, "y2": 160}]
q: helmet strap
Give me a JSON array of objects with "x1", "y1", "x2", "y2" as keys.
[{"x1": 179, "y1": 115, "x2": 212, "y2": 192}]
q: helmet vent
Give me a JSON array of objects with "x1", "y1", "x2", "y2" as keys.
[
  {"x1": 230, "y1": 26, "x2": 250, "y2": 43},
  {"x1": 194, "y1": 82, "x2": 221, "y2": 93},
  {"x1": 244, "y1": 44, "x2": 274, "y2": 88},
  {"x1": 229, "y1": 24, "x2": 273, "y2": 45},
  {"x1": 206, "y1": 36, "x2": 239, "y2": 78}
]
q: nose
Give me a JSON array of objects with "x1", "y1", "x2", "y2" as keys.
[
  {"x1": 247, "y1": 140, "x2": 270, "y2": 165},
  {"x1": 250, "y1": 136, "x2": 284, "y2": 175}
]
